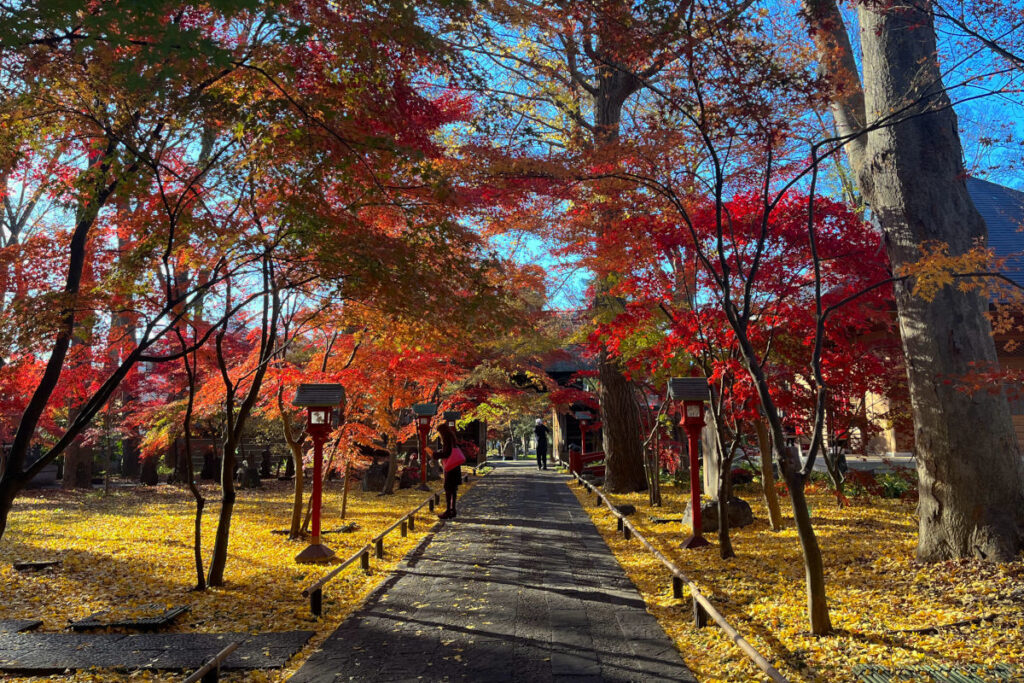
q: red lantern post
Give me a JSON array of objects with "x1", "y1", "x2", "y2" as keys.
[
  {"x1": 669, "y1": 377, "x2": 711, "y2": 549},
  {"x1": 412, "y1": 403, "x2": 437, "y2": 491},
  {"x1": 293, "y1": 383, "x2": 344, "y2": 564}
]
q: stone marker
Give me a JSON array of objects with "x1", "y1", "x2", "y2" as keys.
[{"x1": 682, "y1": 497, "x2": 754, "y2": 533}]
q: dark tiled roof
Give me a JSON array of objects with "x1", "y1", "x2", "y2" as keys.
[
  {"x1": 542, "y1": 346, "x2": 596, "y2": 374},
  {"x1": 292, "y1": 383, "x2": 345, "y2": 407},
  {"x1": 667, "y1": 377, "x2": 711, "y2": 401},
  {"x1": 411, "y1": 403, "x2": 438, "y2": 416},
  {"x1": 967, "y1": 177, "x2": 1024, "y2": 285}
]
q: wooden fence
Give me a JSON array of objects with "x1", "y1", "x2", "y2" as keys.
[{"x1": 572, "y1": 472, "x2": 788, "y2": 683}]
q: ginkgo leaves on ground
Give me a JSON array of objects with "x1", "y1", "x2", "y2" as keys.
[
  {"x1": 573, "y1": 481, "x2": 1024, "y2": 683},
  {"x1": 0, "y1": 479, "x2": 466, "y2": 683}
]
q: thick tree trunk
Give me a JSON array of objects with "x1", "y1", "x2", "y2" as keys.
[
  {"x1": 598, "y1": 350, "x2": 647, "y2": 492},
  {"x1": 62, "y1": 438, "x2": 92, "y2": 490},
  {"x1": 857, "y1": 4, "x2": 1024, "y2": 561},
  {"x1": 591, "y1": 63, "x2": 647, "y2": 494},
  {"x1": 806, "y1": 0, "x2": 1024, "y2": 561}
]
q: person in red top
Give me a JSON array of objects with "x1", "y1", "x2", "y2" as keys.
[{"x1": 434, "y1": 423, "x2": 462, "y2": 519}]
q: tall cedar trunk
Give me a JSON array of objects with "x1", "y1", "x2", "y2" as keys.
[
  {"x1": 806, "y1": 0, "x2": 1024, "y2": 560},
  {"x1": 592, "y1": 60, "x2": 647, "y2": 493},
  {"x1": 755, "y1": 419, "x2": 784, "y2": 531}
]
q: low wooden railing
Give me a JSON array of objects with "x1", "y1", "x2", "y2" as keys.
[
  {"x1": 572, "y1": 472, "x2": 788, "y2": 683},
  {"x1": 182, "y1": 640, "x2": 241, "y2": 683},
  {"x1": 300, "y1": 492, "x2": 440, "y2": 618},
  {"x1": 371, "y1": 493, "x2": 440, "y2": 559}
]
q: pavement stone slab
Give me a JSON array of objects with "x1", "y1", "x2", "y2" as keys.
[
  {"x1": 0, "y1": 620, "x2": 42, "y2": 634},
  {"x1": 0, "y1": 630, "x2": 314, "y2": 673},
  {"x1": 289, "y1": 462, "x2": 696, "y2": 682}
]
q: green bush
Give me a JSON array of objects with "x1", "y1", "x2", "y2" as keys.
[{"x1": 876, "y1": 471, "x2": 914, "y2": 499}]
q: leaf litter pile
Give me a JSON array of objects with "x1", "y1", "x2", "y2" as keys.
[
  {"x1": 572, "y1": 481, "x2": 1024, "y2": 682},
  {"x1": 0, "y1": 477, "x2": 478, "y2": 682}
]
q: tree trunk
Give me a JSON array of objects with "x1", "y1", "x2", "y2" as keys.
[
  {"x1": 277, "y1": 389, "x2": 307, "y2": 539},
  {"x1": 716, "y1": 465, "x2": 735, "y2": 560},
  {"x1": 710, "y1": 408, "x2": 735, "y2": 559},
  {"x1": 341, "y1": 462, "x2": 352, "y2": 519},
  {"x1": 206, "y1": 445, "x2": 236, "y2": 586},
  {"x1": 588, "y1": 58, "x2": 647, "y2": 494},
  {"x1": 288, "y1": 441, "x2": 304, "y2": 539},
  {"x1": 598, "y1": 350, "x2": 647, "y2": 492},
  {"x1": 806, "y1": 0, "x2": 1024, "y2": 561},
  {"x1": 738, "y1": 339, "x2": 832, "y2": 634},
  {"x1": 0, "y1": 147, "x2": 126, "y2": 544},
  {"x1": 0, "y1": 479, "x2": 18, "y2": 541},
  {"x1": 813, "y1": 0, "x2": 1024, "y2": 560},
  {"x1": 62, "y1": 438, "x2": 92, "y2": 490},
  {"x1": 382, "y1": 450, "x2": 399, "y2": 495},
  {"x1": 176, "y1": 357, "x2": 206, "y2": 592},
  {"x1": 701, "y1": 410, "x2": 721, "y2": 500},
  {"x1": 781, "y1": 444, "x2": 831, "y2": 631},
  {"x1": 754, "y1": 419, "x2": 784, "y2": 531},
  {"x1": 206, "y1": 270, "x2": 279, "y2": 585}
]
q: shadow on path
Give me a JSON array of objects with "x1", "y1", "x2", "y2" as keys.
[{"x1": 288, "y1": 461, "x2": 696, "y2": 683}]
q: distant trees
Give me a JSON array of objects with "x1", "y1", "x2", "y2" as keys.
[{"x1": 0, "y1": 0, "x2": 532, "y2": 582}]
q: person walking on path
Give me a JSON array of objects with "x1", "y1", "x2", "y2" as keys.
[
  {"x1": 434, "y1": 423, "x2": 463, "y2": 518},
  {"x1": 534, "y1": 418, "x2": 551, "y2": 470}
]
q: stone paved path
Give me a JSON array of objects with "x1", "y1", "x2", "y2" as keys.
[{"x1": 290, "y1": 461, "x2": 696, "y2": 682}]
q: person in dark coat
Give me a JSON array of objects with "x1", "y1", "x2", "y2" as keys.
[
  {"x1": 434, "y1": 423, "x2": 462, "y2": 519},
  {"x1": 534, "y1": 418, "x2": 551, "y2": 470}
]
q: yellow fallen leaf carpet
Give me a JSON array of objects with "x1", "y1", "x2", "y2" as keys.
[
  {"x1": 571, "y1": 480, "x2": 1024, "y2": 682},
  {"x1": 0, "y1": 475, "x2": 483, "y2": 682}
]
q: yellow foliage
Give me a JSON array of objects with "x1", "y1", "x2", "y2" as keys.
[
  {"x1": 571, "y1": 482, "x2": 1024, "y2": 682},
  {"x1": 901, "y1": 241, "x2": 994, "y2": 301},
  {"x1": 0, "y1": 477, "x2": 479, "y2": 682}
]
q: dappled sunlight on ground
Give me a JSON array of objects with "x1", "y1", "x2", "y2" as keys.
[{"x1": 572, "y1": 480, "x2": 1024, "y2": 682}]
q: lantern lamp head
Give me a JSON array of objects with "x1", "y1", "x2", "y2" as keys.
[
  {"x1": 412, "y1": 403, "x2": 438, "y2": 432},
  {"x1": 443, "y1": 410, "x2": 460, "y2": 428},
  {"x1": 574, "y1": 410, "x2": 592, "y2": 425},
  {"x1": 292, "y1": 383, "x2": 345, "y2": 437},
  {"x1": 667, "y1": 377, "x2": 710, "y2": 428}
]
